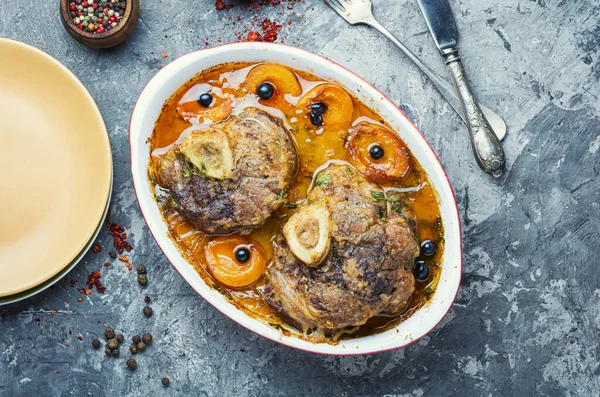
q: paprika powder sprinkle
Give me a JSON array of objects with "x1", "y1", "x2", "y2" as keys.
[
  {"x1": 105, "y1": 211, "x2": 133, "y2": 254},
  {"x1": 86, "y1": 271, "x2": 106, "y2": 293}
]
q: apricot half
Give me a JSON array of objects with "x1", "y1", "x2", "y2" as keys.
[
  {"x1": 176, "y1": 97, "x2": 233, "y2": 124},
  {"x1": 296, "y1": 83, "x2": 354, "y2": 131},
  {"x1": 204, "y1": 236, "x2": 266, "y2": 288},
  {"x1": 345, "y1": 122, "x2": 411, "y2": 183},
  {"x1": 244, "y1": 64, "x2": 302, "y2": 100}
]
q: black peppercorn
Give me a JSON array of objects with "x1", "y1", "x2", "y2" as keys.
[
  {"x1": 111, "y1": 348, "x2": 120, "y2": 357},
  {"x1": 198, "y1": 93, "x2": 213, "y2": 107},
  {"x1": 142, "y1": 333, "x2": 153, "y2": 345},
  {"x1": 108, "y1": 251, "x2": 117, "y2": 259},
  {"x1": 116, "y1": 334, "x2": 124, "y2": 343},
  {"x1": 107, "y1": 338, "x2": 119, "y2": 350},
  {"x1": 127, "y1": 358, "x2": 137, "y2": 370},
  {"x1": 137, "y1": 341, "x2": 146, "y2": 352},
  {"x1": 92, "y1": 339, "x2": 101, "y2": 349},
  {"x1": 136, "y1": 265, "x2": 147, "y2": 274},
  {"x1": 256, "y1": 82, "x2": 275, "y2": 100},
  {"x1": 129, "y1": 343, "x2": 138, "y2": 354},
  {"x1": 104, "y1": 328, "x2": 115, "y2": 339},
  {"x1": 138, "y1": 274, "x2": 148, "y2": 286},
  {"x1": 143, "y1": 306, "x2": 153, "y2": 317},
  {"x1": 309, "y1": 111, "x2": 324, "y2": 127},
  {"x1": 144, "y1": 296, "x2": 151, "y2": 304},
  {"x1": 162, "y1": 377, "x2": 170, "y2": 387},
  {"x1": 105, "y1": 348, "x2": 112, "y2": 356},
  {"x1": 132, "y1": 335, "x2": 141, "y2": 344}
]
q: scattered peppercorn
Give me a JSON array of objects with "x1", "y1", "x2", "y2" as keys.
[
  {"x1": 105, "y1": 328, "x2": 115, "y2": 339},
  {"x1": 129, "y1": 343, "x2": 138, "y2": 354},
  {"x1": 107, "y1": 338, "x2": 119, "y2": 350},
  {"x1": 143, "y1": 306, "x2": 153, "y2": 317},
  {"x1": 142, "y1": 333, "x2": 152, "y2": 345},
  {"x1": 162, "y1": 377, "x2": 170, "y2": 387},
  {"x1": 137, "y1": 341, "x2": 146, "y2": 352},
  {"x1": 111, "y1": 348, "x2": 120, "y2": 357},
  {"x1": 117, "y1": 334, "x2": 124, "y2": 343},
  {"x1": 92, "y1": 339, "x2": 101, "y2": 349},
  {"x1": 126, "y1": 358, "x2": 137, "y2": 370},
  {"x1": 132, "y1": 335, "x2": 141, "y2": 344},
  {"x1": 136, "y1": 265, "x2": 147, "y2": 274},
  {"x1": 144, "y1": 296, "x2": 151, "y2": 304},
  {"x1": 108, "y1": 251, "x2": 117, "y2": 259},
  {"x1": 138, "y1": 274, "x2": 148, "y2": 286},
  {"x1": 92, "y1": 244, "x2": 102, "y2": 253},
  {"x1": 105, "y1": 348, "x2": 112, "y2": 356}
]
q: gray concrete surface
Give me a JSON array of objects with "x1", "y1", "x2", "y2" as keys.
[{"x1": 1, "y1": 0, "x2": 599, "y2": 395}]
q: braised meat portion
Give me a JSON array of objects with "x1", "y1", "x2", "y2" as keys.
[
  {"x1": 155, "y1": 107, "x2": 298, "y2": 235},
  {"x1": 264, "y1": 164, "x2": 420, "y2": 332}
]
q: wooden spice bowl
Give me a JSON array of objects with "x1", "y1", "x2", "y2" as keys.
[{"x1": 60, "y1": 0, "x2": 140, "y2": 49}]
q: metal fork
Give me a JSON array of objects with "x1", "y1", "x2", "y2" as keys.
[{"x1": 324, "y1": 0, "x2": 507, "y2": 141}]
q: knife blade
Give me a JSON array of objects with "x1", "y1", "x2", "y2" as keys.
[{"x1": 416, "y1": 0, "x2": 459, "y2": 54}]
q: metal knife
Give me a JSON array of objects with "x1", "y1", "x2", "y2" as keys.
[{"x1": 416, "y1": 0, "x2": 506, "y2": 177}]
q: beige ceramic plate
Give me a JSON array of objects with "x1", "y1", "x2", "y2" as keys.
[
  {"x1": 0, "y1": 39, "x2": 112, "y2": 297},
  {"x1": 0, "y1": 182, "x2": 111, "y2": 306}
]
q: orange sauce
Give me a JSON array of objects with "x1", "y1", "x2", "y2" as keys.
[{"x1": 148, "y1": 62, "x2": 445, "y2": 338}]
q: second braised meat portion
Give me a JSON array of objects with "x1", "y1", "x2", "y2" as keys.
[
  {"x1": 155, "y1": 107, "x2": 298, "y2": 235},
  {"x1": 264, "y1": 164, "x2": 420, "y2": 332}
]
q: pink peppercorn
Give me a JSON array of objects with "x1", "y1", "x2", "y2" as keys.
[
  {"x1": 91, "y1": 3, "x2": 98, "y2": 9},
  {"x1": 70, "y1": 4, "x2": 76, "y2": 11},
  {"x1": 82, "y1": 1, "x2": 88, "y2": 7},
  {"x1": 97, "y1": 25, "x2": 105, "y2": 33}
]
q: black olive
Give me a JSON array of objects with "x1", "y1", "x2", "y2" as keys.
[
  {"x1": 309, "y1": 111, "x2": 324, "y2": 127},
  {"x1": 256, "y1": 82, "x2": 275, "y2": 100},
  {"x1": 198, "y1": 92, "x2": 213, "y2": 107},
  {"x1": 369, "y1": 145, "x2": 384, "y2": 160},
  {"x1": 235, "y1": 247, "x2": 251, "y2": 263},
  {"x1": 310, "y1": 102, "x2": 327, "y2": 115},
  {"x1": 420, "y1": 240, "x2": 436, "y2": 257},
  {"x1": 413, "y1": 261, "x2": 430, "y2": 282}
]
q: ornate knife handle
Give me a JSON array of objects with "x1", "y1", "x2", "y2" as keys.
[{"x1": 443, "y1": 50, "x2": 506, "y2": 177}]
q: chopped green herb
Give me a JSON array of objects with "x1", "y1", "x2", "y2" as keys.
[
  {"x1": 392, "y1": 203, "x2": 405, "y2": 214},
  {"x1": 388, "y1": 195, "x2": 401, "y2": 202},
  {"x1": 199, "y1": 162, "x2": 208, "y2": 179},
  {"x1": 183, "y1": 166, "x2": 192, "y2": 179},
  {"x1": 283, "y1": 200, "x2": 298, "y2": 209},
  {"x1": 277, "y1": 190, "x2": 286, "y2": 200},
  {"x1": 214, "y1": 284, "x2": 233, "y2": 301},
  {"x1": 424, "y1": 287, "x2": 435, "y2": 296},
  {"x1": 315, "y1": 173, "x2": 332, "y2": 188},
  {"x1": 371, "y1": 191, "x2": 386, "y2": 202},
  {"x1": 434, "y1": 216, "x2": 444, "y2": 240},
  {"x1": 268, "y1": 322, "x2": 283, "y2": 331},
  {"x1": 169, "y1": 198, "x2": 179, "y2": 209}
]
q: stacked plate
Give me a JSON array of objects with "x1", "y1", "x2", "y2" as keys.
[{"x1": 0, "y1": 39, "x2": 112, "y2": 305}]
